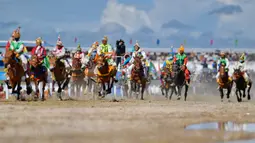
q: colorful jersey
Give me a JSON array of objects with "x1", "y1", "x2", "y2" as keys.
[
  {"x1": 9, "y1": 41, "x2": 24, "y2": 54},
  {"x1": 173, "y1": 53, "x2": 188, "y2": 66},
  {"x1": 217, "y1": 58, "x2": 229, "y2": 70},
  {"x1": 52, "y1": 46, "x2": 66, "y2": 58},
  {"x1": 74, "y1": 52, "x2": 85, "y2": 59},
  {"x1": 235, "y1": 62, "x2": 246, "y2": 72},
  {"x1": 97, "y1": 44, "x2": 113, "y2": 55},
  {"x1": 31, "y1": 46, "x2": 46, "y2": 61}
]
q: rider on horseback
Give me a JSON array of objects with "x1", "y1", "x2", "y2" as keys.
[
  {"x1": 30, "y1": 37, "x2": 48, "y2": 78},
  {"x1": 6, "y1": 27, "x2": 29, "y2": 78},
  {"x1": 74, "y1": 43, "x2": 85, "y2": 60},
  {"x1": 52, "y1": 35, "x2": 71, "y2": 74},
  {"x1": 160, "y1": 56, "x2": 174, "y2": 86},
  {"x1": 173, "y1": 44, "x2": 191, "y2": 85},
  {"x1": 97, "y1": 36, "x2": 118, "y2": 82},
  {"x1": 129, "y1": 42, "x2": 149, "y2": 77},
  {"x1": 234, "y1": 53, "x2": 250, "y2": 86},
  {"x1": 216, "y1": 52, "x2": 231, "y2": 84}
]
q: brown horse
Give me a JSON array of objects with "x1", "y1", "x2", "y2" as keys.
[
  {"x1": 218, "y1": 65, "x2": 233, "y2": 102},
  {"x1": 232, "y1": 68, "x2": 252, "y2": 102},
  {"x1": 48, "y1": 55, "x2": 70, "y2": 100},
  {"x1": 29, "y1": 55, "x2": 48, "y2": 101},
  {"x1": 71, "y1": 57, "x2": 85, "y2": 96},
  {"x1": 83, "y1": 54, "x2": 97, "y2": 94},
  {"x1": 160, "y1": 67, "x2": 177, "y2": 99},
  {"x1": 95, "y1": 54, "x2": 117, "y2": 97},
  {"x1": 2, "y1": 50, "x2": 32, "y2": 100},
  {"x1": 130, "y1": 57, "x2": 146, "y2": 100}
]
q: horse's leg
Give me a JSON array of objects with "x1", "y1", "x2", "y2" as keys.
[
  {"x1": 41, "y1": 81, "x2": 46, "y2": 101},
  {"x1": 62, "y1": 77, "x2": 70, "y2": 90},
  {"x1": 52, "y1": 80, "x2": 55, "y2": 92},
  {"x1": 247, "y1": 82, "x2": 252, "y2": 100},
  {"x1": 25, "y1": 78, "x2": 32, "y2": 95},
  {"x1": 220, "y1": 88, "x2": 224, "y2": 102},
  {"x1": 34, "y1": 80, "x2": 39, "y2": 100},
  {"x1": 135, "y1": 83, "x2": 139, "y2": 99},
  {"x1": 177, "y1": 86, "x2": 182, "y2": 100},
  {"x1": 57, "y1": 81, "x2": 63, "y2": 100},
  {"x1": 184, "y1": 84, "x2": 189, "y2": 101},
  {"x1": 140, "y1": 82, "x2": 145, "y2": 100},
  {"x1": 226, "y1": 87, "x2": 231, "y2": 102},
  {"x1": 238, "y1": 90, "x2": 242, "y2": 102},
  {"x1": 17, "y1": 82, "x2": 22, "y2": 101},
  {"x1": 242, "y1": 88, "x2": 246, "y2": 98},
  {"x1": 169, "y1": 86, "x2": 175, "y2": 100}
]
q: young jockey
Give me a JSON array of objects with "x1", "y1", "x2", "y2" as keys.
[
  {"x1": 31, "y1": 37, "x2": 47, "y2": 77},
  {"x1": 216, "y1": 52, "x2": 231, "y2": 84},
  {"x1": 129, "y1": 42, "x2": 149, "y2": 77},
  {"x1": 173, "y1": 44, "x2": 190, "y2": 85},
  {"x1": 160, "y1": 56, "x2": 174, "y2": 86},
  {"x1": 74, "y1": 43, "x2": 85, "y2": 60},
  {"x1": 96, "y1": 36, "x2": 117, "y2": 82},
  {"x1": 52, "y1": 36, "x2": 71, "y2": 71},
  {"x1": 234, "y1": 53, "x2": 250, "y2": 86}
]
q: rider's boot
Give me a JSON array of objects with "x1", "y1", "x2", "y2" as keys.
[{"x1": 185, "y1": 69, "x2": 190, "y2": 86}]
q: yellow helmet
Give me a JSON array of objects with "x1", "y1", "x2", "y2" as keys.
[
  {"x1": 239, "y1": 53, "x2": 245, "y2": 61},
  {"x1": 36, "y1": 37, "x2": 42, "y2": 45},
  {"x1": 102, "y1": 36, "x2": 108, "y2": 41},
  {"x1": 179, "y1": 44, "x2": 184, "y2": 52},
  {"x1": 12, "y1": 27, "x2": 21, "y2": 39}
]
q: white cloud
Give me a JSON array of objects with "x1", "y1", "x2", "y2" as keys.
[{"x1": 101, "y1": 0, "x2": 151, "y2": 34}]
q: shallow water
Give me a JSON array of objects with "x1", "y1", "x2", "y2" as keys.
[
  {"x1": 219, "y1": 139, "x2": 255, "y2": 143},
  {"x1": 185, "y1": 121, "x2": 255, "y2": 132}
]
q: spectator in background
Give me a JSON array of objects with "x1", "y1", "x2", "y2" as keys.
[{"x1": 116, "y1": 39, "x2": 126, "y2": 67}]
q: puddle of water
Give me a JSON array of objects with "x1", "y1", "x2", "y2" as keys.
[
  {"x1": 219, "y1": 139, "x2": 255, "y2": 143},
  {"x1": 185, "y1": 121, "x2": 255, "y2": 132}
]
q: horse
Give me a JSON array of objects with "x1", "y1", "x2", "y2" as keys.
[
  {"x1": 82, "y1": 54, "x2": 98, "y2": 94},
  {"x1": 70, "y1": 57, "x2": 85, "y2": 96},
  {"x1": 130, "y1": 57, "x2": 146, "y2": 100},
  {"x1": 48, "y1": 54, "x2": 70, "y2": 100},
  {"x1": 160, "y1": 67, "x2": 177, "y2": 100},
  {"x1": 232, "y1": 68, "x2": 252, "y2": 102},
  {"x1": 218, "y1": 65, "x2": 233, "y2": 102},
  {"x1": 171, "y1": 63, "x2": 189, "y2": 101},
  {"x1": 29, "y1": 55, "x2": 48, "y2": 101},
  {"x1": 95, "y1": 54, "x2": 117, "y2": 97},
  {"x1": 2, "y1": 50, "x2": 32, "y2": 100}
]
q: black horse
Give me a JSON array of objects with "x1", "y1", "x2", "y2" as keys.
[
  {"x1": 171, "y1": 63, "x2": 189, "y2": 101},
  {"x1": 232, "y1": 68, "x2": 252, "y2": 102}
]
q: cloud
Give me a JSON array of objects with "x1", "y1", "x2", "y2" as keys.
[
  {"x1": 208, "y1": 4, "x2": 243, "y2": 15},
  {"x1": 101, "y1": 0, "x2": 151, "y2": 34},
  {"x1": 161, "y1": 19, "x2": 194, "y2": 30}
]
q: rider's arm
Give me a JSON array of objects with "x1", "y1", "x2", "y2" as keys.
[
  {"x1": 123, "y1": 57, "x2": 131, "y2": 66},
  {"x1": 41, "y1": 48, "x2": 47, "y2": 58},
  {"x1": 97, "y1": 45, "x2": 102, "y2": 55},
  {"x1": 225, "y1": 58, "x2": 230, "y2": 69},
  {"x1": 16, "y1": 43, "x2": 24, "y2": 53},
  {"x1": 31, "y1": 47, "x2": 36, "y2": 55},
  {"x1": 183, "y1": 56, "x2": 188, "y2": 66},
  {"x1": 217, "y1": 60, "x2": 221, "y2": 70},
  {"x1": 107, "y1": 45, "x2": 113, "y2": 53},
  {"x1": 173, "y1": 56, "x2": 177, "y2": 63}
]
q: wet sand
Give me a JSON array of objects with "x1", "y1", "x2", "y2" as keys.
[{"x1": 0, "y1": 94, "x2": 255, "y2": 143}]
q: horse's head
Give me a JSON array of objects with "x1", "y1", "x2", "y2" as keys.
[
  {"x1": 30, "y1": 55, "x2": 40, "y2": 68},
  {"x1": 133, "y1": 57, "x2": 143, "y2": 71},
  {"x1": 96, "y1": 55, "x2": 107, "y2": 69},
  {"x1": 72, "y1": 57, "x2": 82, "y2": 70},
  {"x1": 3, "y1": 50, "x2": 16, "y2": 65},
  {"x1": 48, "y1": 54, "x2": 57, "y2": 69},
  {"x1": 171, "y1": 62, "x2": 180, "y2": 77},
  {"x1": 233, "y1": 68, "x2": 241, "y2": 80},
  {"x1": 219, "y1": 65, "x2": 226, "y2": 77}
]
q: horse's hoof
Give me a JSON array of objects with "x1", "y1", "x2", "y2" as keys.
[
  {"x1": 221, "y1": 99, "x2": 223, "y2": 102},
  {"x1": 141, "y1": 98, "x2": 144, "y2": 100},
  {"x1": 228, "y1": 99, "x2": 231, "y2": 102},
  {"x1": 41, "y1": 98, "x2": 45, "y2": 101}
]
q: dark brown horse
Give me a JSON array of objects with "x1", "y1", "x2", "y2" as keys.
[
  {"x1": 95, "y1": 54, "x2": 117, "y2": 97},
  {"x1": 130, "y1": 57, "x2": 146, "y2": 100},
  {"x1": 2, "y1": 50, "x2": 32, "y2": 100},
  {"x1": 48, "y1": 54, "x2": 70, "y2": 100},
  {"x1": 232, "y1": 68, "x2": 252, "y2": 102},
  {"x1": 29, "y1": 55, "x2": 48, "y2": 101},
  {"x1": 71, "y1": 57, "x2": 85, "y2": 96},
  {"x1": 160, "y1": 67, "x2": 177, "y2": 100},
  {"x1": 218, "y1": 65, "x2": 233, "y2": 102}
]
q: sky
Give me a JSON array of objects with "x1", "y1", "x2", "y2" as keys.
[{"x1": 0, "y1": 0, "x2": 255, "y2": 48}]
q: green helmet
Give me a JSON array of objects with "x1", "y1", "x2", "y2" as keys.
[{"x1": 77, "y1": 43, "x2": 81, "y2": 51}]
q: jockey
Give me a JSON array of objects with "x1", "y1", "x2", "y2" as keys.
[
  {"x1": 88, "y1": 41, "x2": 98, "y2": 58},
  {"x1": 52, "y1": 36, "x2": 71, "y2": 70},
  {"x1": 234, "y1": 53, "x2": 250, "y2": 85},
  {"x1": 8, "y1": 27, "x2": 29, "y2": 78},
  {"x1": 74, "y1": 43, "x2": 85, "y2": 60},
  {"x1": 97, "y1": 36, "x2": 117, "y2": 82},
  {"x1": 31, "y1": 37, "x2": 47, "y2": 64},
  {"x1": 173, "y1": 44, "x2": 190, "y2": 84},
  {"x1": 160, "y1": 56, "x2": 174, "y2": 86},
  {"x1": 129, "y1": 42, "x2": 149, "y2": 77},
  {"x1": 216, "y1": 52, "x2": 231, "y2": 84}
]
